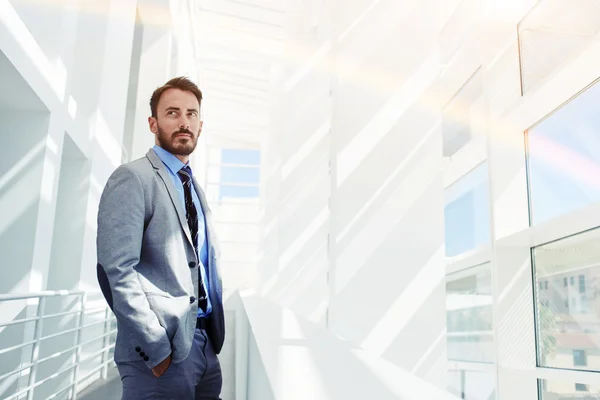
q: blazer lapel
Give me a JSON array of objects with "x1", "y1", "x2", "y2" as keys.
[{"x1": 146, "y1": 150, "x2": 195, "y2": 252}]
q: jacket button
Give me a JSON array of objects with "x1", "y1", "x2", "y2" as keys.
[
  {"x1": 139, "y1": 352, "x2": 145, "y2": 357},
  {"x1": 190, "y1": 296, "x2": 196, "y2": 304},
  {"x1": 144, "y1": 356, "x2": 149, "y2": 361},
  {"x1": 189, "y1": 261, "x2": 196, "y2": 268},
  {"x1": 135, "y1": 347, "x2": 141, "y2": 352}
]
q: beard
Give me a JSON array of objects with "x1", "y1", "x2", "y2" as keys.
[{"x1": 156, "y1": 125, "x2": 199, "y2": 156}]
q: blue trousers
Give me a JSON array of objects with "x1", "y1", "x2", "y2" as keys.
[{"x1": 116, "y1": 328, "x2": 222, "y2": 400}]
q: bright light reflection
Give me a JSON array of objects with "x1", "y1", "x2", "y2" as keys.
[
  {"x1": 361, "y1": 248, "x2": 445, "y2": 356},
  {"x1": 281, "y1": 122, "x2": 329, "y2": 180},
  {"x1": 40, "y1": 156, "x2": 56, "y2": 203},
  {"x1": 278, "y1": 208, "x2": 329, "y2": 269},
  {"x1": 93, "y1": 110, "x2": 121, "y2": 168},
  {"x1": 336, "y1": 52, "x2": 440, "y2": 186},
  {"x1": 483, "y1": 0, "x2": 540, "y2": 22}
]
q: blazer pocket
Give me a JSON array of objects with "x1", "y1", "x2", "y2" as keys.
[{"x1": 145, "y1": 293, "x2": 186, "y2": 341}]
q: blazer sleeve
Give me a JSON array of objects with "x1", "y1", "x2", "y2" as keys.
[{"x1": 96, "y1": 165, "x2": 171, "y2": 369}]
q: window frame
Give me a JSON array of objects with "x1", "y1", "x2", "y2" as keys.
[{"x1": 488, "y1": 28, "x2": 600, "y2": 399}]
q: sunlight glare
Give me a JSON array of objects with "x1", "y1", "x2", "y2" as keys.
[
  {"x1": 336, "y1": 52, "x2": 439, "y2": 186},
  {"x1": 361, "y1": 247, "x2": 445, "y2": 356}
]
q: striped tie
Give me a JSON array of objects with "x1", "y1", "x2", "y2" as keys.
[{"x1": 177, "y1": 166, "x2": 207, "y2": 312}]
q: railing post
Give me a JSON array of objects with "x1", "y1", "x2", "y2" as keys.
[
  {"x1": 70, "y1": 293, "x2": 86, "y2": 400},
  {"x1": 26, "y1": 296, "x2": 45, "y2": 400},
  {"x1": 100, "y1": 306, "x2": 110, "y2": 379}
]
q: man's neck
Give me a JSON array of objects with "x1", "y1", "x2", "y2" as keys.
[
  {"x1": 155, "y1": 144, "x2": 189, "y2": 164},
  {"x1": 175, "y1": 154, "x2": 189, "y2": 164}
]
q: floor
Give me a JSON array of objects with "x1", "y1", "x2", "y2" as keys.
[{"x1": 77, "y1": 367, "x2": 122, "y2": 400}]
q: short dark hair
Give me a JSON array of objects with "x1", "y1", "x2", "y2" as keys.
[{"x1": 149, "y1": 76, "x2": 203, "y2": 118}]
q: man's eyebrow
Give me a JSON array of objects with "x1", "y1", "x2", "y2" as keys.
[{"x1": 164, "y1": 106, "x2": 198, "y2": 112}]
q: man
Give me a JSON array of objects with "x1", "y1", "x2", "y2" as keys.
[{"x1": 96, "y1": 76, "x2": 224, "y2": 400}]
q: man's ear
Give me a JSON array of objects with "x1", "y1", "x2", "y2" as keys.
[{"x1": 148, "y1": 116, "x2": 157, "y2": 134}]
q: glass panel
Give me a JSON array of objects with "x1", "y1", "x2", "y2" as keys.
[
  {"x1": 533, "y1": 227, "x2": 600, "y2": 370},
  {"x1": 442, "y1": 68, "x2": 484, "y2": 158},
  {"x1": 220, "y1": 185, "x2": 259, "y2": 199},
  {"x1": 540, "y1": 378, "x2": 600, "y2": 399},
  {"x1": 526, "y1": 79, "x2": 600, "y2": 225},
  {"x1": 444, "y1": 162, "x2": 491, "y2": 257},
  {"x1": 447, "y1": 369, "x2": 497, "y2": 400},
  {"x1": 220, "y1": 167, "x2": 260, "y2": 184},
  {"x1": 519, "y1": 0, "x2": 600, "y2": 94},
  {"x1": 221, "y1": 149, "x2": 261, "y2": 165},
  {"x1": 208, "y1": 166, "x2": 260, "y2": 184},
  {"x1": 446, "y1": 263, "x2": 494, "y2": 363}
]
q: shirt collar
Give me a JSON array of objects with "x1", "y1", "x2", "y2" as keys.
[{"x1": 152, "y1": 145, "x2": 188, "y2": 175}]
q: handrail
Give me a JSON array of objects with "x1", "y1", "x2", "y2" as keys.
[
  {"x1": 0, "y1": 290, "x2": 86, "y2": 301},
  {"x1": 0, "y1": 290, "x2": 116, "y2": 400}
]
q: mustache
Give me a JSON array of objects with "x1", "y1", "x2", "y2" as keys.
[{"x1": 172, "y1": 128, "x2": 193, "y2": 137}]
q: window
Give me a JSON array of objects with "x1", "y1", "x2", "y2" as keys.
[
  {"x1": 533, "y1": 227, "x2": 600, "y2": 371},
  {"x1": 444, "y1": 162, "x2": 491, "y2": 257},
  {"x1": 206, "y1": 148, "x2": 261, "y2": 201},
  {"x1": 581, "y1": 295, "x2": 588, "y2": 313},
  {"x1": 575, "y1": 383, "x2": 588, "y2": 392},
  {"x1": 519, "y1": 0, "x2": 600, "y2": 94},
  {"x1": 544, "y1": 281, "x2": 549, "y2": 290},
  {"x1": 563, "y1": 277, "x2": 568, "y2": 287},
  {"x1": 221, "y1": 149, "x2": 261, "y2": 165},
  {"x1": 525, "y1": 78, "x2": 600, "y2": 224},
  {"x1": 539, "y1": 379, "x2": 594, "y2": 399},
  {"x1": 442, "y1": 68, "x2": 484, "y2": 158},
  {"x1": 579, "y1": 275, "x2": 586, "y2": 293},
  {"x1": 570, "y1": 276, "x2": 575, "y2": 286},
  {"x1": 573, "y1": 350, "x2": 587, "y2": 367},
  {"x1": 446, "y1": 263, "x2": 494, "y2": 363}
]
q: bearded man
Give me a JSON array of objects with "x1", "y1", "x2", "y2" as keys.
[{"x1": 96, "y1": 76, "x2": 224, "y2": 400}]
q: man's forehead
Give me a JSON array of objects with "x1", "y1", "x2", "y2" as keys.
[{"x1": 159, "y1": 88, "x2": 199, "y2": 108}]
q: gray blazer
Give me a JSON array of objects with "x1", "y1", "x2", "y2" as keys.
[{"x1": 96, "y1": 149, "x2": 225, "y2": 370}]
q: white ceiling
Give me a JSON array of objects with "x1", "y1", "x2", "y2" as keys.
[{"x1": 194, "y1": 0, "x2": 286, "y2": 147}]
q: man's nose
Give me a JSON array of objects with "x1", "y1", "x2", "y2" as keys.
[{"x1": 178, "y1": 116, "x2": 190, "y2": 129}]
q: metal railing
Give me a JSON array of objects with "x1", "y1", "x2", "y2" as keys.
[{"x1": 0, "y1": 290, "x2": 116, "y2": 400}]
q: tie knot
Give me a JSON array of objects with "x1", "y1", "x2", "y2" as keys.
[{"x1": 177, "y1": 166, "x2": 193, "y2": 184}]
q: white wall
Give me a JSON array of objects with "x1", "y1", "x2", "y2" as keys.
[
  {"x1": 258, "y1": 0, "x2": 449, "y2": 393},
  {"x1": 0, "y1": 0, "x2": 203, "y2": 398},
  {"x1": 254, "y1": 0, "x2": 600, "y2": 399}
]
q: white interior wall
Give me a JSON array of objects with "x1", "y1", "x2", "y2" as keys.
[
  {"x1": 0, "y1": 0, "x2": 202, "y2": 397},
  {"x1": 255, "y1": 0, "x2": 600, "y2": 399},
  {"x1": 329, "y1": 0, "x2": 447, "y2": 386},
  {"x1": 258, "y1": 0, "x2": 332, "y2": 326},
  {"x1": 258, "y1": 0, "x2": 450, "y2": 392}
]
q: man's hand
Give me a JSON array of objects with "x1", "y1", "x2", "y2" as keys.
[{"x1": 151, "y1": 354, "x2": 172, "y2": 378}]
